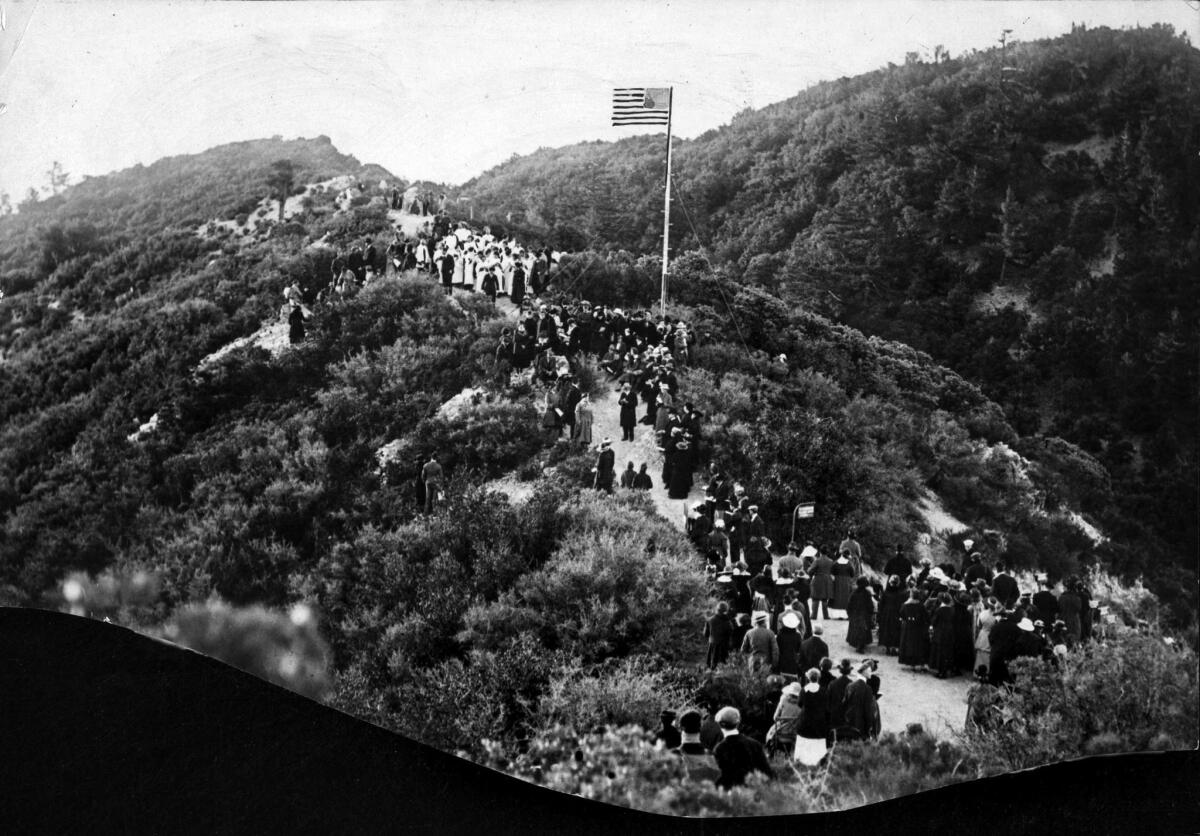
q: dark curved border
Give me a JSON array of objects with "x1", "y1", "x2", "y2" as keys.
[{"x1": 0, "y1": 607, "x2": 1195, "y2": 835}]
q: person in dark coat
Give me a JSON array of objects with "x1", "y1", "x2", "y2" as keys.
[
  {"x1": 619, "y1": 461, "x2": 637, "y2": 490},
  {"x1": 775, "y1": 610, "x2": 805, "y2": 679},
  {"x1": 712, "y1": 707, "x2": 774, "y2": 789},
  {"x1": 439, "y1": 251, "x2": 455, "y2": 295},
  {"x1": 991, "y1": 563, "x2": 1019, "y2": 609},
  {"x1": 963, "y1": 553, "x2": 992, "y2": 587},
  {"x1": 412, "y1": 457, "x2": 426, "y2": 510},
  {"x1": 744, "y1": 536, "x2": 772, "y2": 578},
  {"x1": 618, "y1": 383, "x2": 638, "y2": 441},
  {"x1": 952, "y1": 591, "x2": 975, "y2": 675},
  {"x1": 592, "y1": 439, "x2": 616, "y2": 494},
  {"x1": 510, "y1": 261, "x2": 526, "y2": 308},
  {"x1": 1031, "y1": 574, "x2": 1058, "y2": 624},
  {"x1": 1057, "y1": 581, "x2": 1083, "y2": 646},
  {"x1": 883, "y1": 545, "x2": 913, "y2": 582},
  {"x1": 831, "y1": 555, "x2": 855, "y2": 612},
  {"x1": 842, "y1": 662, "x2": 881, "y2": 740},
  {"x1": 729, "y1": 612, "x2": 752, "y2": 651},
  {"x1": 809, "y1": 551, "x2": 834, "y2": 621},
  {"x1": 877, "y1": 576, "x2": 906, "y2": 654},
  {"x1": 846, "y1": 577, "x2": 875, "y2": 653},
  {"x1": 1077, "y1": 582, "x2": 1095, "y2": 643},
  {"x1": 655, "y1": 711, "x2": 681, "y2": 750},
  {"x1": 897, "y1": 589, "x2": 931, "y2": 669},
  {"x1": 704, "y1": 602, "x2": 734, "y2": 669},
  {"x1": 795, "y1": 668, "x2": 830, "y2": 760},
  {"x1": 928, "y1": 592, "x2": 957, "y2": 678},
  {"x1": 987, "y1": 610, "x2": 1020, "y2": 686},
  {"x1": 800, "y1": 625, "x2": 829, "y2": 674},
  {"x1": 631, "y1": 462, "x2": 653, "y2": 491},
  {"x1": 668, "y1": 438, "x2": 693, "y2": 499},
  {"x1": 826, "y1": 660, "x2": 853, "y2": 733},
  {"x1": 287, "y1": 304, "x2": 306, "y2": 344}
]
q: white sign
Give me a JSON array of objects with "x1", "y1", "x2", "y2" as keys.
[{"x1": 795, "y1": 503, "x2": 815, "y2": 519}]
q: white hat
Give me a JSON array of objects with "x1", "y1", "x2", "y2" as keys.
[
  {"x1": 752, "y1": 611, "x2": 769, "y2": 625},
  {"x1": 780, "y1": 611, "x2": 801, "y2": 629},
  {"x1": 1017, "y1": 618, "x2": 1035, "y2": 632}
]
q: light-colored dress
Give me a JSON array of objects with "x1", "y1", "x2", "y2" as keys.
[{"x1": 574, "y1": 402, "x2": 594, "y2": 445}]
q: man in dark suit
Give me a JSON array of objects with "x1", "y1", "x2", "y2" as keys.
[
  {"x1": 826, "y1": 659, "x2": 853, "y2": 730},
  {"x1": 800, "y1": 624, "x2": 829, "y2": 673},
  {"x1": 883, "y1": 545, "x2": 913, "y2": 582},
  {"x1": 992, "y1": 563, "x2": 1019, "y2": 608},
  {"x1": 744, "y1": 505, "x2": 766, "y2": 542},
  {"x1": 704, "y1": 602, "x2": 734, "y2": 669},
  {"x1": 843, "y1": 661, "x2": 881, "y2": 740},
  {"x1": 963, "y1": 553, "x2": 993, "y2": 587},
  {"x1": 712, "y1": 707, "x2": 774, "y2": 789},
  {"x1": 1031, "y1": 574, "x2": 1059, "y2": 624}
]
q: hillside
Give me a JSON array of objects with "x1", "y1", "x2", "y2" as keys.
[
  {"x1": 458, "y1": 24, "x2": 1200, "y2": 619},
  {"x1": 0, "y1": 120, "x2": 1195, "y2": 815}
]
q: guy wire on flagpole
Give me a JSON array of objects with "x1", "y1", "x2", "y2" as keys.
[{"x1": 659, "y1": 87, "x2": 673, "y2": 319}]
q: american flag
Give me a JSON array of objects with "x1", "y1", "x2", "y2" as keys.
[{"x1": 612, "y1": 88, "x2": 671, "y2": 126}]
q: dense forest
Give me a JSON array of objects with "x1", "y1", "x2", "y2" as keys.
[
  {"x1": 460, "y1": 25, "x2": 1200, "y2": 614},
  {"x1": 0, "y1": 27, "x2": 1195, "y2": 817}
]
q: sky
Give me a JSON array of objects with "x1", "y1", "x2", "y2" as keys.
[{"x1": 0, "y1": 0, "x2": 1196, "y2": 198}]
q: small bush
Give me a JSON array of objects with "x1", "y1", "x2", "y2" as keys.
[{"x1": 535, "y1": 656, "x2": 693, "y2": 733}]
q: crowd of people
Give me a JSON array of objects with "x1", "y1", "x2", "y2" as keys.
[
  {"x1": 278, "y1": 203, "x2": 1102, "y2": 785},
  {"x1": 649, "y1": 473, "x2": 1104, "y2": 777}
]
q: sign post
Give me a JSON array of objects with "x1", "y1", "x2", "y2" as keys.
[{"x1": 791, "y1": 502, "x2": 815, "y2": 546}]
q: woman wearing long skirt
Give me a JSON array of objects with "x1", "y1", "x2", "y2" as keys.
[
  {"x1": 831, "y1": 555, "x2": 855, "y2": 613},
  {"x1": 794, "y1": 669, "x2": 829, "y2": 766},
  {"x1": 573, "y1": 394, "x2": 594, "y2": 448},
  {"x1": 877, "y1": 576, "x2": 906, "y2": 655},
  {"x1": 540, "y1": 389, "x2": 560, "y2": 442},
  {"x1": 973, "y1": 596, "x2": 997, "y2": 677},
  {"x1": 846, "y1": 577, "x2": 875, "y2": 653},
  {"x1": 952, "y1": 592, "x2": 975, "y2": 675},
  {"x1": 668, "y1": 439, "x2": 693, "y2": 499},
  {"x1": 897, "y1": 589, "x2": 931, "y2": 669},
  {"x1": 928, "y1": 592, "x2": 957, "y2": 678}
]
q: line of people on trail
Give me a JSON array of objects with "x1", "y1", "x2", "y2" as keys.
[{"x1": 490, "y1": 295, "x2": 702, "y2": 500}]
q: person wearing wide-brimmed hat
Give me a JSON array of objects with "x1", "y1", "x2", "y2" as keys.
[
  {"x1": 776, "y1": 610, "x2": 805, "y2": 680},
  {"x1": 739, "y1": 611, "x2": 778, "y2": 673},
  {"x1": 826, "y1": 659, "x2": 854, "y2": 733},
  {"x1": 842, "y1": 661, "x2": 881, "y2": 741},
  {"x1": 766, "y1": 680, "x2": 803, "y2": 755}
]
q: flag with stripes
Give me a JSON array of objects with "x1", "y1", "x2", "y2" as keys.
[{"x1": 612, "y1": 88, "x2": 671, "y2": 126}]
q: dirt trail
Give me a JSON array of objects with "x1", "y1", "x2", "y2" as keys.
[
  {"x1": 436, "y1": 284, "x2": 972, "y2": 737},
  {"x1": 585, "y1": 382, "x2": 707, "y2": 530}
]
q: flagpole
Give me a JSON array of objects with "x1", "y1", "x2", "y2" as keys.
[{"x1": 660, "y1": 87, "x2": 673, "y2": 319}]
